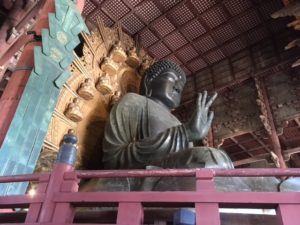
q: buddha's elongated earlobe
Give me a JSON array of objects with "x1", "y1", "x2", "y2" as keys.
[{"x1": 146, "y1": 88, "x2": 152, "y2": 97}]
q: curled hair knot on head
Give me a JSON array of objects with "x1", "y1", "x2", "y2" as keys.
[{"x1": 140, "y1": 60, "x2": 186, "y2": 96}]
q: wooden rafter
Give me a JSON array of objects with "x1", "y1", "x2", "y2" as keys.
[
  {"x1": 250, "y1": 133, "x2": 272, "y2": 154},
  {"x1": 229, "y1": 137, "x2": 254, "y2": 158}
]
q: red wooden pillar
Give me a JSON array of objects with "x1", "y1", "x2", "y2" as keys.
[
  {"x1": 0, "y1": 0, "x2": 54, "y2": 147},
  {"x1": 0, "y1": 42, "x2": 36, "y2": 146},
  {"x1": 207, "y1": 128, "x2": 214, "y2": 147},
  {"x1": 254, "y1": 77, "x2": 287, "y2": 168},
  {"x1": 195, "y1": 170, "x2": 220, "y2": 225},
  {"x1": 117, "y1": 202, "x2": 144, "y2": 225},
  {"x1": 0, "y1": 0, "x2": 51, "y2": 66},
  {"x1": 277, "y1": 204, "x2": 300, "y2": 225},
  {"x1": 76, "y1": 0, "x2": 85, "y2": 13}
]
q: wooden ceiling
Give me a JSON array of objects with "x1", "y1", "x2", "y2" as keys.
[
  {"x1": 82, "y1": 0, "x2": 300, "y2": 106},
  {"x1": 83, "y1": 0, "x2": 293, "y2": 73},
  {"x1": 82, "y1": 0, "x2": 300, "y2": 168}
]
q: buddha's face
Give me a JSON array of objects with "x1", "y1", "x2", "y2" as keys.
[{"x1": 150, "y1": 70, "x2": 185, "y2": 110}]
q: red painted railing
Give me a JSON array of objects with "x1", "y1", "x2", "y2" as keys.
[{"x1": 0, "y1": 163, "x2": 300, "y2": 225}]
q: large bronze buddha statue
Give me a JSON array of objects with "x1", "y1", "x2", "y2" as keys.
[
  {"x1": 102, "y1": 60, "x2": 233, "y2": 171},
  {"x1": 80, "y1": 60, "x2": 299, "y2": 192}
]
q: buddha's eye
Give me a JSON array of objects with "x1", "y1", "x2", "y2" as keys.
[{"x1": 173, "y1": 87, "x2": 181, "y2": 93}]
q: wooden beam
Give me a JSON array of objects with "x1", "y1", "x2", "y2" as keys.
[
  {"x1": 283, "y1": 147, "x2": 300, "y2": 160},
  {"x1": 294, "y1": 118, "x2": 300, "y2": 126},
  {"x1": 233, "y1": 157, "x2": 267, "y2": 167},
  {"x1": 233, "y1": 147, "x2": 300, "y2": 166}
]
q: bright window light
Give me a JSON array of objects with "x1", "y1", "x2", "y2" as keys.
[
  {"x1": 28, "y1": 189, "x2": 36, "y2": 197},
  {"x1": 219, "y1": 208, "x2": 276, "y2": 215}
]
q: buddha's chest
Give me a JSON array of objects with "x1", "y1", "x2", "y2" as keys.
[{"x1": 147, "y1": 102, "x2": 181, "y2": 137}]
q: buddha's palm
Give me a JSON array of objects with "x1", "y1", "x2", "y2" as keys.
[{"x1": 185, "y1": 91, "x2": 217, "y2": 141}]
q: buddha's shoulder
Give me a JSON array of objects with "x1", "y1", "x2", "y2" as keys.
[{"x1": 118, "y1": 93, "x2": 147, "y2": 106}]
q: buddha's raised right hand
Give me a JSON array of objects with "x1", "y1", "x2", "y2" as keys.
[{"x1": 184, "y1": 91, "x2": 217, "y2": 141}]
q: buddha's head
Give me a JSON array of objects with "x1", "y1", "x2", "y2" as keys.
[{"x1": 140, "y1": 60, "x2": 186, "y2": 110}]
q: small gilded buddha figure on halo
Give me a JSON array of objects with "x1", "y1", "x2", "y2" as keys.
[
  {"x1": 77, "y1": 78, "x2": 95, "y2": 100},
  {"x1": 65, "y1": 98, "x2": 83, "y2": 122}
]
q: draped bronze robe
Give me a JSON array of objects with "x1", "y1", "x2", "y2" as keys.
[
  {"x1": 103, "y1": 92, "x2": 235, "y2": 171},
  {"x1": 103, "y1": 93, "x2": 189, "y2": 169}
]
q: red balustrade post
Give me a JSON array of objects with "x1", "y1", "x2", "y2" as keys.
[
  {"x1": 117, "y1": 202, "x2": 144, "y2": 225},
  {"x1": 51, "y1": 171, "x2": 79, "y2": 223},
  {"x1": 37, "y1": 130, "x2": 78, "y2": 223},
  {"x1": 195, "y1": 170, "x2": 220, "y2": 225},
  {"x1": 25, "y1": 174, "x2": 50, "y2": 222},
  {"x1": 277, "y1": 204, "x2": 300, "y2": 225}
]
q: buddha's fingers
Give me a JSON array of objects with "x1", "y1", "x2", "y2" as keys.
[{"x1": 205, "y1": 92, "x2": 218, "y2": 110}]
